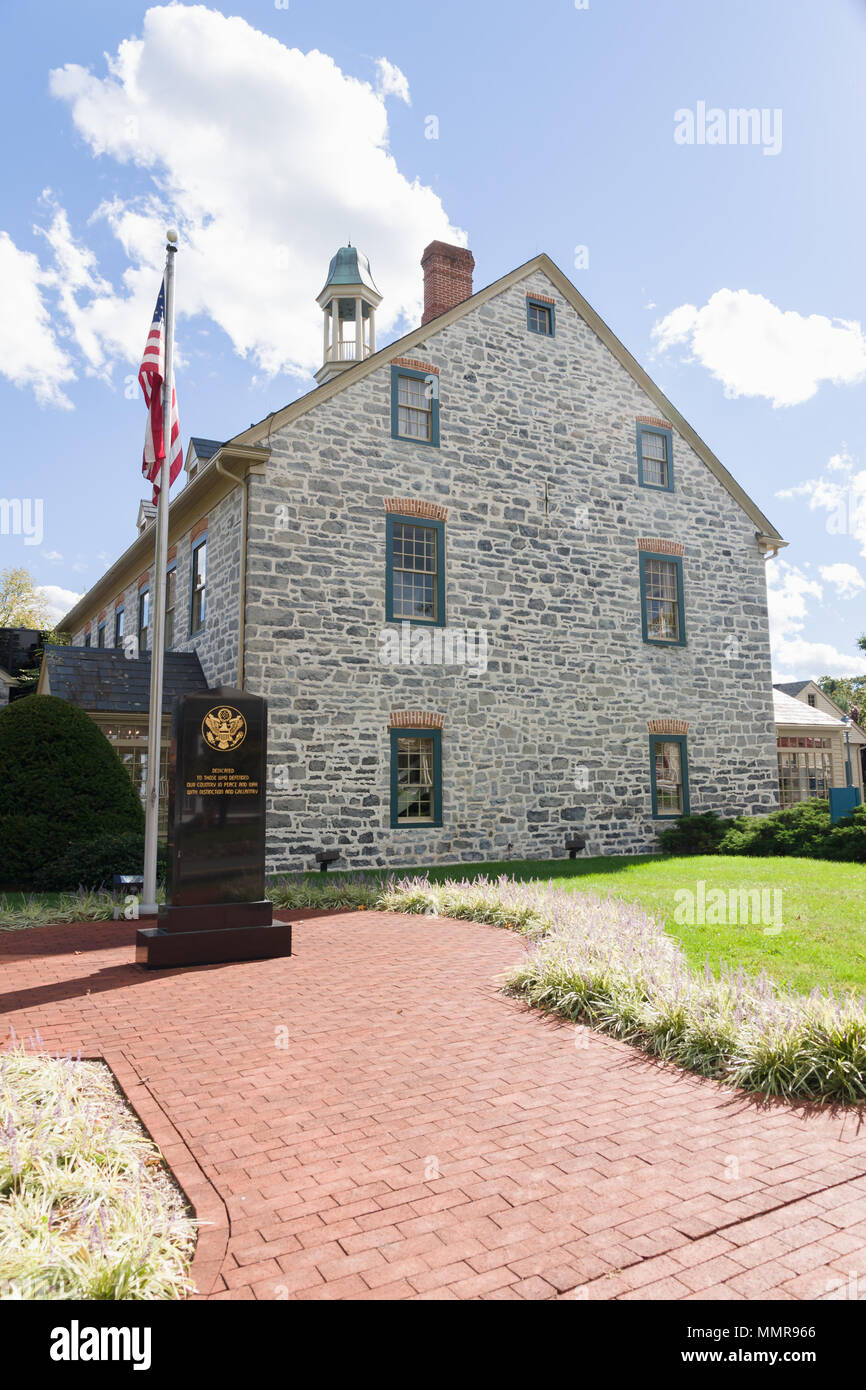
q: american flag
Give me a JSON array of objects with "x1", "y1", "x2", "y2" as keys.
[{"x1": 139, "y1": 279, "x2": 182, "y2": 504}]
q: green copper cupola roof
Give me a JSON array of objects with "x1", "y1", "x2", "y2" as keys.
[{"x1": 320, "y1": 245, "x2": 380, "y2": 295}]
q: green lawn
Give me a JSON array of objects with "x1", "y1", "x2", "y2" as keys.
[{"x1": 307, "y1": 854, "x2": 866, "y2": 997}]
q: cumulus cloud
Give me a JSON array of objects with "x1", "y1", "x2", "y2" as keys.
[
  {"x1": 37, "y1": 583, "x2": 83, "y2": 624},
  {"x1": 777, "y1": 449, "x2": 866, "y2": 557},
  {"x1": 41, "y1": 3, "x2": 462, "y2": 383},
  {"x1": 767, "y1": 560, "x2": 866, "y2": 679},
  {"x1": 375, "y1": 57, "x2": 411, "y2": 104},
  {"x1": 0, "y1": 232, "x2": 76, "y2": 408},
  {"x1": 819, "y1": 562, "x2": 865, "y2": 600},
  {"x1": 652, "y1": 289, "x2": 866, "y2": 407}
]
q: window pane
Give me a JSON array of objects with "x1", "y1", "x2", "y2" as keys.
[
  {"x1": 644, "y1": 557, "x2": 680, "y2": 641},
  {"x1": 654, "y1": 739, "x2": 683, "y2": 814},
  {"x1": 391, "y1": 522, "x2": 437, "y2": 620},
  {"x1": 397, "y1": 736, "x2": 435, "y2": 821},
  {"x1": 641, "y1": 431, "x2": 668, "y2": 486}
]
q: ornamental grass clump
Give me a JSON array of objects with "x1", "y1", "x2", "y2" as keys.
[
  {"x1": 0, "y1": 1045, "x2": 196, "y2": 1300},
  {"x1": 494, "y1": 882, "x2": 866, "y2": 1104}
]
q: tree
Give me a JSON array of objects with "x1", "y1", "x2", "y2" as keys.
[
  {"x1": 0, "y1": 567, "x2": 52, "y2": 629},
  {"x1": 0, "y1": 695, "x2": 144, "y2": 886},
  {"x1": 819, "y1": 674, "x2": 866, "y2": 721}
]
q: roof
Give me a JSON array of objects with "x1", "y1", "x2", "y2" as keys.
[
  {"x1": 773, "y1": 688, "x2": 846, "y2": 728},
  {"x1": 320, "y1": 246, "x2": 379, "y2": 295},
  {"x1": 773, "y1": 681, "x2": 811, "y2": 697},
  {"x1": 188, "y1": 437, "x2": 223, "y2": 460},
  {"x1": 237, "y1": 252, "x2": 785, "y2": 543},
  {"x1": 59, "y1": 250, "x2": 785, "y2": 633},
  {"x1": 0, "y1": 666, "x2": 17, "y2": 687},
  {"x1": 40, "y1": 648, "x2": 209, "y2": 714}
]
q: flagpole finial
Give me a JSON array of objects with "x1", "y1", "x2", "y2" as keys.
[{"x1": 166, "y1": 227, "x2": 179, "y2": 245}]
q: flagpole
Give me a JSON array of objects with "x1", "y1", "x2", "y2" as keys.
[{"x1": 141, "y1": 228, "x2": 178, "y2": 916}]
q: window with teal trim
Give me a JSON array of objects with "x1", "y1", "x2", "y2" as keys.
[
  {"x1": 113, "y1": 607, "x2": 124, "y2": 648},
  {"x1": 650, "y1": 735, "x2": 690, "y2": 817},
  {"x1": 386, "y1": 513, "x2": 445, "y2": 626},
  {"x1": 637, "y1": 424, "x2": 674, "y2": 491},
  {"x1": 84, "y1": 632, "x2": 92, "y2": 648},
  {"x1": 137, "y1": 589, "x2": 149, "y2": 652},
  {"x1": 390, "y1": 728, "x2": 442, "y2": 828},
  {"x1": 639, "y1": 553, "x2": 685, "y2": 646},
  {"x1": 96, "y1": 624, "x2": 105, "y2": 649},
  {"x1": 190, "y1": 537, "x2": 207, "y2": 634},
  {"x1": 526, "y1": 296, "x2": 555, "y2": 337},
  {"x1": 391, "y1": 366, "x2": 439, "y2": 446}
]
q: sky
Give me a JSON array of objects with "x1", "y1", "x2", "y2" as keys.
[{"x1": 1, "y1": 0, "x2": 865, "y2": 681}]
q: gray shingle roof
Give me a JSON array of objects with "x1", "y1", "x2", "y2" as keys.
[
  {"x1": 44, "y1": 648, "x2": 208, "y2": 714},
  {"x1": 773, "y1": 681, "x2": 812, "y2": 697},
  {"x1": 188, "y1": 437, "x2": 222, "y2": 460}
]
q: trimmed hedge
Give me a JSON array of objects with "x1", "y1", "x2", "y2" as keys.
[
  {"x1": 658, "y1": 799, "x2": 866, "y2": 862},
  {"x1": 34, "y1": 833, "x2": 167, "y2": 893},
  {"x1": 656, "y1": 811, "x2": 736, "y2": 855},
  {"x1": 0, "y1": 696, "x2": 144, "y2": 885}
]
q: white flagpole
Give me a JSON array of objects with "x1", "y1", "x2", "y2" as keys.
[{"x1": 141, "y1": 228, "x2": 178, "y2": 916}]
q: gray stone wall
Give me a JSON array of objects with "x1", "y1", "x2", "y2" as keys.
[
  {"x1": 71, "y1": 488, "x2": 243, "y2": 690},
  {"x1": 244, "y1": 268, "x2": 780, "y2": 873}
]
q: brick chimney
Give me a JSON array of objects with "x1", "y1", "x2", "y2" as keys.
[{"x1": 421, "y1": 241, "x2": 475, "y2": 325}]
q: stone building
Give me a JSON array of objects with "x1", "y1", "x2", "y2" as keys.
[{"x1": 56, "y1": 241, "x2": 787, "y2": 871}]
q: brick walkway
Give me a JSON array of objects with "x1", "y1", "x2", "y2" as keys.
[{"x1": 2, "y1": 910, "x2": 866, "y2": 1301}]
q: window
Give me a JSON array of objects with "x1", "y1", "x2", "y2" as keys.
[
  {"x1": 526, "y1": 296, "x2": 555, "y2": 337},
  {"x1": 84, "y1": 632, "x2": 92, "y2": 648},
  {"x1": 191, "y1": 537, "x2": 207, "y2": 634},
  {"x1": 650, "y1": 736, "x2": 689, "y2": 817},
  {"x1": 391, "y1": 366, "x2": 440, "y2": 446},
  {"x1": 777, "y1": 736, "x2": 833, "y2": 807},
  {"x1": 386, "y1": 514, "x2": 445, "y2": 626},
  {"x1": 637, "y1": 424, "x2": 674, "y2": 491},
  {"x1": 113, "y1": 607, "x2": 124, "y2": 648},
  {"x1": 165, "y1": 565, "x2": 177, "y2": 649},
  {"x1": 390, "y1": 728, "x2": 442, "y2": 828},
  {"x1": 807, "y1": 693, "x2": 817, "y2": 708},
  {"x1": 138, "y1": 588, "x2": 149, "y2": 653},
  {"x1": 640, "y1": 553, "x2": 685, "y2": 645},
  {"x1": 97, "y1": 623, "x2": 105, "y2": 649}
]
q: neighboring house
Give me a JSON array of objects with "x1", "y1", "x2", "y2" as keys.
[
  {"x1": 37, "y1": 648, "x2": 208, "y2": 832},
  {"x1": 773, "y1": 682, "x2": 866, "y2": 804},
  {"x1": 0, "y1": 667, "x2": 17, "y2": 708},
  {"x1": 55, "y1": 240, "x2": 787, "y2": 871}
]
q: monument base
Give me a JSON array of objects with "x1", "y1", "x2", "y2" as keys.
[
  {"x1": 158, "y1": 900, "x2": 274, "y2": 932},
  {"x1": 136, "y1": 919, "x2": 292, "y2": 969}
]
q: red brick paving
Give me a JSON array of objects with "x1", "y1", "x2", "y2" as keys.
[{"x1": 2, "y1": 909, "x2": 866, "y2": 1301}]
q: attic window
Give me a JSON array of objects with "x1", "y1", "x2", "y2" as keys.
[
  {"x1": 807, "y1": 693, "x2": 816, "y2": 707},
  {"x1": 526, "y1": 296, "x2": 555, "y2": 337}
]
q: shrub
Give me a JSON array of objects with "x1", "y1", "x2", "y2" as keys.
[
  {"x1": 0, "y1": 696, "x2": 143, "y2": 885},
  {"x1": 717, "y1": 800, "x2": 832, "y2": 858},
  {"x1": 657, "y1": 811, "x2": 736, "y2": 855},
  {"x1": 34, "y1": 834, "x2": 167, "y2": 893},
  {"x1": 820, "y1": 804, "x2": 866, "y2": 862}
]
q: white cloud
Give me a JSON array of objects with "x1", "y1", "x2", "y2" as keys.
[
  {"x1": 0, "y1": 232, "x2": 76, "y2": 408},
  {"x1": 40, "y1": 4, "x2": 462, "y2": 383},
  {"x1": 42, "y1": 550, "x2": 64, "y2": 563},
  {"x1": 767, "y1": 559, "x2": 866, "y2": 679},
  {"x1": 819, "y1": 562, "x2": 865, "y2": 600},
  {"x1": 375, "y1": 57, "x2": 411, "y2": 104},
  {"x1": 777, "y1": 449, "x2": 866, "y2": 556},
  {"x1": 37, "y1": 583, "x2": 83, "y2": 625},
  {"x1": 652, "y1": 289, "x2": 866, "y2": 407}
]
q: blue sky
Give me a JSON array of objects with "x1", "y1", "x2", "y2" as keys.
[{"x1": 1, "y1": 0, "x2": 865, "y2": 679}]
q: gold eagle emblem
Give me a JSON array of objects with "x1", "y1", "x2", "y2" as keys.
[{"x1": 202, "y1": 705, "x2": 247, "y2": 752}]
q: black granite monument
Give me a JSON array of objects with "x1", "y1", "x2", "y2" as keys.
[{"x1": 136, "y1": 687, "x2": 292, "y2": 967}]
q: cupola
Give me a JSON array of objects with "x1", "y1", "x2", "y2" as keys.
[{"x1": 315, "y1": 245, "x2": 381, "y2": 385}]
